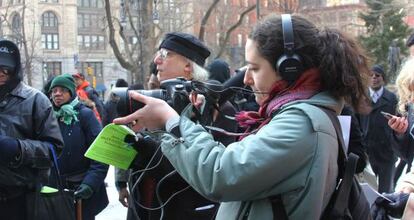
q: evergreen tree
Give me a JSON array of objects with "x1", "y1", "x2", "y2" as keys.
[{"x1": 359, "y1": 0, "x2": 411, "y2": 82}]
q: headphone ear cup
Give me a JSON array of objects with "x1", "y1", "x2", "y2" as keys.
[{"x1": 276, "y1": 54, "x2": 303, "y2": 82}]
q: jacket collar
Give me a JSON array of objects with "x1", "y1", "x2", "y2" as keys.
[{"x1": 9, "y1": 82, "x2": 30, "y2": 99}]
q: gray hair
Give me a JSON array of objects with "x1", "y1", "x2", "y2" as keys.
[{"x1": 188, "y1": 59, "x2": 209, "y2": 82}]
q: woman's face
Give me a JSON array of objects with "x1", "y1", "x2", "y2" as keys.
[
  {"x1": 51, "y1": 86, "x2": 71, "y2": 107},
  {"x1": 243, "y1": 39, "x2": 281, "y2": 106}
]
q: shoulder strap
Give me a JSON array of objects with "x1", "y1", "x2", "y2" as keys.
[
  {"x1": 319, "y1": 107, "x2": 359, "y2": 218},
  {"x1": 270, "y1": 105, "x2": 358, "y2": 219}
]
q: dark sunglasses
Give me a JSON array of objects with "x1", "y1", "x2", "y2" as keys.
[{"x1": 0, "y1": 66, "x2": 12, "y2": 75}]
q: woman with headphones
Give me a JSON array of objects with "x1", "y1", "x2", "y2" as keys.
[{"x1": 114, "y1": 14, "x2": 370, "y2": 219}]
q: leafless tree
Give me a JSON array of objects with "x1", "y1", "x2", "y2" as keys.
[{"x1": 0, "y1": 1, "x2": 40, "y2": 86}]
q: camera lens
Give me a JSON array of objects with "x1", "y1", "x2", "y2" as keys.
[{"x1": 111, "y1": 88, "x2": 167, "y2": 117}]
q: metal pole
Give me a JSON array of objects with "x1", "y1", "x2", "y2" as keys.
[{"x1": 256, "y1": 0, "x2": 260, "y2": 19}]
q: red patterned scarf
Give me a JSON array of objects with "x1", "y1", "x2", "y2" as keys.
[{"x1": 235, "y1": 68, "x2": 321, "y2": 139}]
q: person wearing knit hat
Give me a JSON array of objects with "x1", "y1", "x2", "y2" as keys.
[
  {"x1": 49, "y1": 73, "x2": 109, "y2": 219},
  {"x1": 155, "y1": 32, "x2": 211, "y2": 82},
  {"x1": 207, "y1": 59, "x2": 231, "y2": 84},
  {"x1": 50, "y1": 73, "x2": 76, "y2": 97}
]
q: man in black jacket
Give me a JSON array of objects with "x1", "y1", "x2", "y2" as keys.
[
  {"x1": 360, "y1": 64, "x2": 398, "y2": 193},
  {"x1": 0, "y1": 39, "x2": 64, "y2": 219}
]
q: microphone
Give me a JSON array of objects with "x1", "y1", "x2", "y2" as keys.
[{"x1": 217, "y1": 66, "x2": 247, "y2": 106}]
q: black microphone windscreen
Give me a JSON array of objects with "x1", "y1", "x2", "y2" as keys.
[{"x1": 218, "y1": 67, "x2": 246, "y2": 105}]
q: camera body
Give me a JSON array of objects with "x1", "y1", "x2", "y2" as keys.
[{"x1": 111, "y1": 77, "x2": 192, "y2": 117}]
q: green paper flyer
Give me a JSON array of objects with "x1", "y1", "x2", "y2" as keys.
[{"x1": 85, "y1": 123, "x2": 137, "y2": 170}]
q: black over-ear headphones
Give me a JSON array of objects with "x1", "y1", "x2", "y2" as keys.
[{"x1": 276, "y1": 14, "x2": 304, "y2": 83}]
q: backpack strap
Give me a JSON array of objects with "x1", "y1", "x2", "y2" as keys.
[
  {"x1": 269, "y1": 194, "x2": 288, "y2": 220},
  {"x1": 319, "y1": 107, "x2": 359, "y2": 218},
  {"x1": 270, "y1": 104, "x2": 358, "y2": 219}
]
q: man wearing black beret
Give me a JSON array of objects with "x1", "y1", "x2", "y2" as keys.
[
  {"x1": 0, "y1": 39, "x2": 64, "y2": 219},
  {"x1": 116, "y1": 32, "x2": 238, "y2": 220}
]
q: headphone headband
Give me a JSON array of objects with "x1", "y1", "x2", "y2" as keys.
[{"x1": 281, "y1": 14, "x2": 294, "y2": 56}]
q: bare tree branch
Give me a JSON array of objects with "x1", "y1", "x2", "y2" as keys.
[
  {"x1": 216, "y1": 5, "x2": 255, "y2": 58},
  {"x1": 104, "y1": 0, "x2": 134, "y2": 71},
  {"x1": 198, "y1": 0, "x2": 220, "y2": 41}
]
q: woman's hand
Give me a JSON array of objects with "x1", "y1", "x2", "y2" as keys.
[
  {"x1": 388, "y1": 116, "x2": 408, "y2": 135},
  {"x1": 113, "y1": 91, "x2": 179, "y2": 132}
]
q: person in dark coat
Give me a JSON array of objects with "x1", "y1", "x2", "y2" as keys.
[
  {"x1": 359, "y1": 64, "x2": 398, "y2": 193},
  {"x1": 341, "y1": 105, "x2": 368, "y2": 174},
  {"x1": 207, "y1": 59, "x2": 231, "y2": 84},
  {"x1": 49, "y1": 74, "x2": 109, "y2": 220},
  {"x1": 103, "y1": 78, "x2": 129, "y2": 126},
  {"x1": 0, "y1": 39, "x2": 64, "y2": 220}
]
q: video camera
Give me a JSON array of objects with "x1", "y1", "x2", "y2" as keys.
[
  {"x1": 111, "y1": 77, "x2": 196, "y2": 117},
  {"x1": 111, "y1": 68, "x2": 248, "y2": 121}
]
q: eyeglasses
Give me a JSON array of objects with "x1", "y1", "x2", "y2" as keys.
[{"x1": 158, "y1": 48, "x2": 174, "y2": 60}]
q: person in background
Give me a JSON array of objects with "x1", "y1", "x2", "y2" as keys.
[
  {"x1": 72, "y1": 72, "x2": 105, "y2": 123},
  {"x1": 49, "y1": 74, "x2": 109, "y2": 220},
  {"x1": 147, "y1": 61, "x2": 160, "y2": 90},
  {"x1": 342, "y1": 105, "x2": 368, "y2": 174},
  {"x1": 103, "y1": 78, "x2": 128, "y2": 126},
  {"x1": 359, "y1": 64, "x2": 398, "y2": 193},
  {"x1": 114, "y1": 14, "x2": 370, "y2": 219},
  {"x1": 42, "y1": 75, "x2": 55, "y2": 97},
  {"x1": 0, "y1": 39, "x2": 64, "y2": 220},
  {"x1": 207, "y1": 59, "x2": 231, "y2": 84},
  {"x1": 372, "y1": 58, "x2": 414, "y2": 220},
  {"x1": 388, "y1": 58, "x2": 414, "y2": 189},
  {"x1": 406, "y1": 32, "x2": 414, "y2": 58}
]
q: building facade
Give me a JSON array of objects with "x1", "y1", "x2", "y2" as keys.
[{"x1": 0, "y1": 0, "x2": 129, "y2": 98}]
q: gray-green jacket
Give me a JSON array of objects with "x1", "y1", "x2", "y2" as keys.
[{"x1": 160, "y1": 92, "x2": 343, "y2": 220}]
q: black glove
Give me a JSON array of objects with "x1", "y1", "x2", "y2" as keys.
[
  {"x1": 382, "y1": 192, "x2": 409, "y2": 218},
  {"x1": 74, "y1": 183, "x2": 93, "y2": 200},
  {"x1": 371, "y1": 192, "x2": 409, "y2": 219},
  {"x1": 0, "y1": 135, "x2": 21, "y2": 165},
  {"x1": 371, "y1": 198, "x2": 392, "y2": 220},
  {"x1": 125, "y1": 133, "x2": 160, "y2": 170}
]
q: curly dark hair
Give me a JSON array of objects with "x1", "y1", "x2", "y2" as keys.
[{"x1": 249, "y1": 14, "x2": 370, "y2": 113}]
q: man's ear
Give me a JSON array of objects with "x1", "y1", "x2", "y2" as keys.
[{"x1": 184, "y1": 63, "x2": 192, "y2": 79}]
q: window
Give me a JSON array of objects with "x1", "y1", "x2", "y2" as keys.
[
  {"x1": 80, "y1": 62, "x2": 103, "y2": 77},
  {"x1": 78, "y1": 13, "x2": 105, "y2": 29},
  {"x1": 237, "y1": 34, "x2": 242, "y2": 47},
  {"x1": 42, "y1": 34, "x2": 59, "y2": 49},
  {"x1": 78, "y1": 34, "x2": 105, "y2": 50},
  {"x1": 41, "y1": 11, "x2": 59, "y2": 50},
  {"x1": 43, "y1": 62, "x2": 62, "y2": 78},
  {"x1": 128, "y1": 36, "x2": 138, "y2": 44},
  {"x1": 42, "y1": 11, "x2": 58, "y2": 27},
  {"x1": 78, "y1": 0, "x2": 103, "y2": 8}
]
